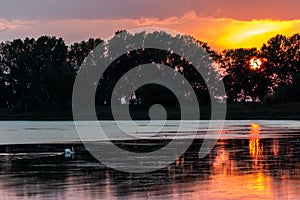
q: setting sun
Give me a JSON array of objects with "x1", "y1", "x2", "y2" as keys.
[{"x1": 250, "y1": 58, "x2": 262, "y2": 70}]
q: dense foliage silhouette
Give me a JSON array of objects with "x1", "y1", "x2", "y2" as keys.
[{"x1": 0, "y1": 32, "x2": 299, "y2": 115}]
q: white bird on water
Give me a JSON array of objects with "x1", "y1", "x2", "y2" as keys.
[{"x1": 64, "y1": 147, "x2": 74, "y2": 159}]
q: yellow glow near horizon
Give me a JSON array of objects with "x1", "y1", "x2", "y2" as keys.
[
  {"x1": 214, "y1": 20, "x2": 296, "y2": 50},
  {"x1": 251, "y1": 123, "x2": 261, "y2": 130},
  {"x1": 131, "y1": 12, "x2": 300, "y2": 51},
  {"x1": 1, "y1": 13, "x2": 300, "y2": 52}
]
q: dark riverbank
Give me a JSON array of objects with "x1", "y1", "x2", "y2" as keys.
[{"x1": 0, "y1": 102, "x2": 300, "y2": 120}]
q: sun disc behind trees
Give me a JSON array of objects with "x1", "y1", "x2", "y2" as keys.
[{"x1": 250, "y1": 58, "x2": 262, "y2": 70}]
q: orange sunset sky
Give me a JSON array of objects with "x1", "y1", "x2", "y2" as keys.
[{"x1": 0, "y1": 0, "x2": 300, "y2": 51}]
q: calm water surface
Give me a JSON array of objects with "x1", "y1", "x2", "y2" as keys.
[{"x1": 0, "y1": 120, "x2": 299, "y2": 199}]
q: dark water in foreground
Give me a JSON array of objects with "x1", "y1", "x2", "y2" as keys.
[{"x1": 0, "y1": 122, "x2": 300, "y2": 199}]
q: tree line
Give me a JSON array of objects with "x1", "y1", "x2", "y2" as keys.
[
  {"x1": 213, "y1": 34, "x2": 300, "y2": 103},
  {"x1": 0, "y1": 31, "x2": 299, "y2": 113}
]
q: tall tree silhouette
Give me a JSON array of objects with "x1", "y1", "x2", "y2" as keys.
[{"x1": 261, "y1": 34, "x2": 300, "y2": 87}]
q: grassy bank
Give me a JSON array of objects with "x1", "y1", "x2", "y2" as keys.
[{"x1": 0, "y1": 102, "x2": 300, "y2": 120}]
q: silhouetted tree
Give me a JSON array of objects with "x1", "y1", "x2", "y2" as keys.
[
  {"x1": 68, "y1": 38, "x2": 103, "y2": 71},
  {"x1": 216, "y1": 48, "x2": 271, "y2": 103},
  {"x1": 266, "y1": 73, "x2": 300, "y2": 104},
  {"x1": 1, "y1": 32, "x2": 299, "y2": 116},
  {"x1": 0, "y1": 36, "x2": 75, "y2": 111},
  {"x1": 94, "y1": 31, "x2": 217, "y2": 108},
  {"x1": 261, "y1": 34, "x2": 300, "y2": 87}
]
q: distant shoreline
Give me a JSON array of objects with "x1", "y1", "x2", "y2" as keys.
[{"x1": 0, "y1": 102, "x2": 299, "y2": 121}]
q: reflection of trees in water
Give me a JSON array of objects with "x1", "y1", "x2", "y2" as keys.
[
  {"x1": 172, "y1": 135, "x2": 300, "y2": 198},
  {"x1": 108, "y1": 136, "x2": 300, "y2": 198},
  {"x1": 0, "y1": 157, "x2": 70, "y2": 198},
  {"x1": 0, "y1": 136, "x2": 300, "y2": 198},
  {"x1": 210, "y1": 138, "x2": 300, "y2": 175},
  {"x1": 108, "y1": 135, "x2": 300, "y2": 188},
  {"x1": 159, "y1": 135, "x2": 300, "y2": 190}
]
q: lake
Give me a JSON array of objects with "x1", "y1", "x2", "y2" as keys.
[{"x1": 0, "y1": 120, "x2": 299, "y2": 199}]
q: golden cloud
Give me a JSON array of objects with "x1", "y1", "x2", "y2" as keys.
[
  {"x1": 1, "y1": 11, "x2": 299, "y2": 51},
  {"x1": 135, "y1": 11, "x2": 300, "y2": 51}
]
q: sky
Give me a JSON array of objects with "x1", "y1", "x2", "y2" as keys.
[{"x1": 0, "y1": 0, "x2": 300, "y2": 51}]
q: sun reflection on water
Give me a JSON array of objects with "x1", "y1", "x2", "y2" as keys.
[
  {"x1": 249, "y1": 123, "x2": 263, "y2": 159},
  {"x1": 0, "y1": 122, "x2": 299, "y2": 199}
]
